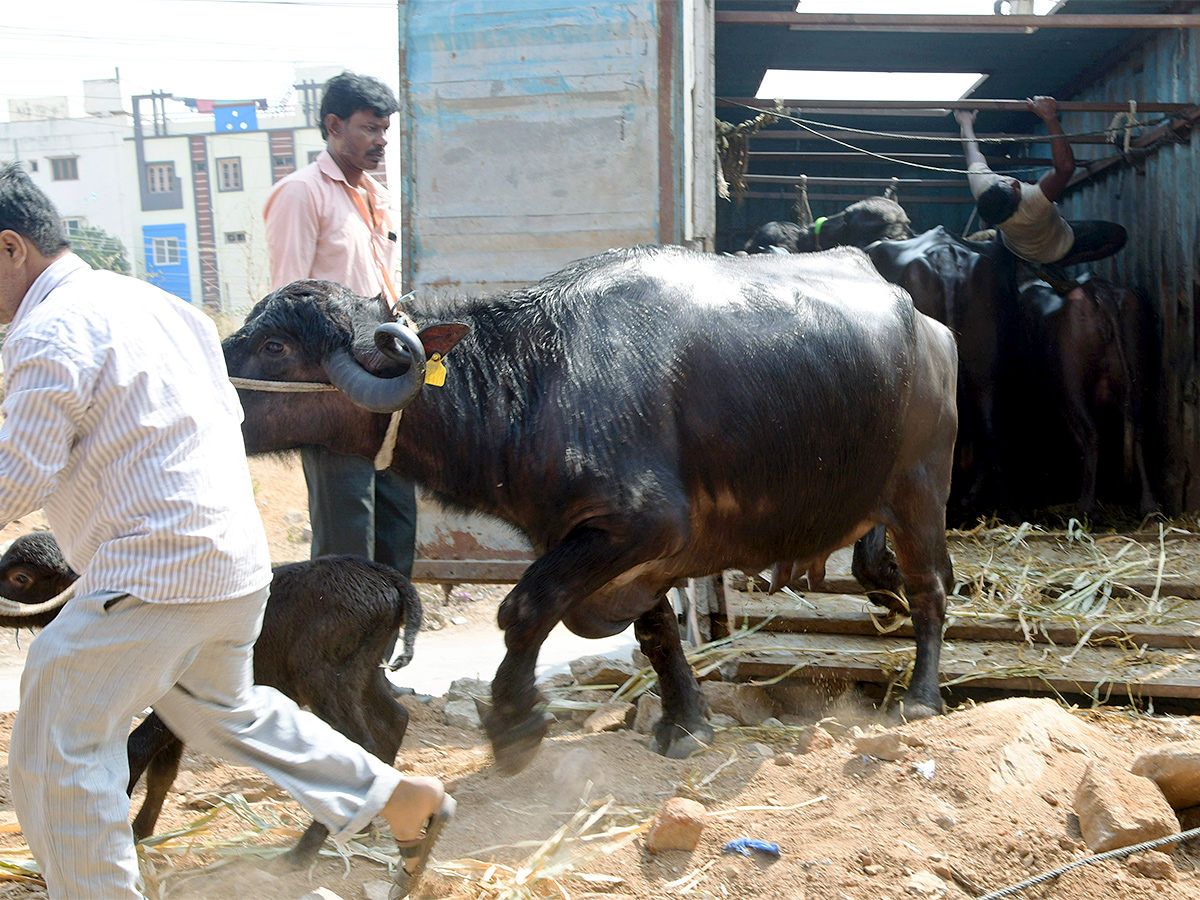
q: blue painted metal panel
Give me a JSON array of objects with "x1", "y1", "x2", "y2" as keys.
[
  {"x1": 141, "y1": 223, "x2": 191, "y2": 303},
  {"x1": 402, "y1": 0, "x2": 671, "y2": 297}
]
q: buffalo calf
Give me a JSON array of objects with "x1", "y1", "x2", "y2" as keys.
[{"x1": 0, "y1": 533, "x2": 421, "y2": 869}]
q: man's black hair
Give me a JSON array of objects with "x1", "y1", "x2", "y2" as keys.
[
  {"x1": 319, "y1": 72, "x2": 399, "y2": 139},
  {"x1": 976, "y1": 182, "x2": 1021, "y2": 227},
  {"x1": 0, "y1": 162, "x2": 69, "y2": 257}
]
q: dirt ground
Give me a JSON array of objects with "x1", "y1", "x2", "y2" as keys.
[{"x1": 0, "y1": 456, "x2": 1197, "y2": 900}]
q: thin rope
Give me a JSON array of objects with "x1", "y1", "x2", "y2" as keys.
[
  {"x1": 227, "y1": 377, "x2": 338, "y2": 393},
  {"x1": 720, "y1": 99, "x2": 1168, "y2": 179},
  {"x1": 374, "y1": 410, "x2": 403, "y2": 470},
  {"x1": 734, "y1": 103, "x2": 1036, "y2": 176},
  {"x1": 724, "y1": 98, "x2": 1167, "y2": 144},
  {"x1": 975, "y1": 825, "x2": 1200, "y2": 900},
  {"x1": 227, "y1": 376, "x2": 399, "y2": 468}
]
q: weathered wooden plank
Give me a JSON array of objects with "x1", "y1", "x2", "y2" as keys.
[
  {"x1": 726, "y1": 591, "x2": 1200, "y2": 650},
  {"x1": 730, "y1": 631, "x2": 1200, "y2": 701},
  {"x1": 411, "y1": 559, "x2": 528, "y2": 584},
  {"x1": 735, "y1": 531, "x2": 1200, "y2": 600}
]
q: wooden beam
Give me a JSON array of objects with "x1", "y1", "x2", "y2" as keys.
[
  {"x1": 1066, "y1": 107, "x2": 1200, "y2": 189},
  {"x1": 720, "y1": 98, "x2": 1196, "y2": 114},
  {"x1": 411, "y1": 559, "x2": 528, "y2": 584},
  {"x1": 730, "y1": 631, "x2": 1200, "y2": 701},
  {"x1": 714, "y1": 12, "x2": 1200, "y2": 31},
  {"x1": 726, "y1": 591, "x2": 1200, "y2": 651}
]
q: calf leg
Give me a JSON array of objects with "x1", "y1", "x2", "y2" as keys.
[
  {"x1": 273, "y1": 685, "x2": 400, "y2": 870},
  {"x1": 1064, "y1": 395, "x2": 1100, "y2": 517},
  {"x1": 635, "y1": 595, "x2": 713, "y2": 759},
  {"x1": 127, "y1": 713, "x2": 185, "y2": 842}
]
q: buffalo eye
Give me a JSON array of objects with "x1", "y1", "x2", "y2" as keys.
[
  {"x1": 262, "y1": 338, "x2": 287, "y2": 356},
  {"x1": 5, "y1": 571, "x2": 31, "y2": 589}
]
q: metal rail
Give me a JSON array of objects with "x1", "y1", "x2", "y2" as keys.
[
  {"x1": 714, "y1": 12, "x2": 1200, "y2": 31},
  {"x1": 720, "y1": 98, "x2": 1196, "y2": 114},
  {"x1": 749, "y1": 130, "x2": 1114, "y2": 144},
  {"x1": 749, "y1": 151, "x2": 1053, "y2": 166}
]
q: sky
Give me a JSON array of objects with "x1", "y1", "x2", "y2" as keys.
[
  {"x1": 0, "y1": 0, "x2": 401, "y2": 123},
  {"x1": 0, "y1": 0, "x2": 1067, "y2": 122}
]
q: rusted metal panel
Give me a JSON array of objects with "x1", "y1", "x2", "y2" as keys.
[
  {"x1": 1057, "y1": 24, "x2": 1200, "y2": 513},
  {"x1": 400, "y1": 0, "x2": 671, "y2": 299}
]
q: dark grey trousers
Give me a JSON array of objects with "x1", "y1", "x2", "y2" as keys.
[{"x1": 300, "y1": 446, "x2": 417, "y2": 578}]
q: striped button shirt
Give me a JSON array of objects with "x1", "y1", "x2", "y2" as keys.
[{"x1": 0, "y1": 254, "x2": 272, "y2": 603}]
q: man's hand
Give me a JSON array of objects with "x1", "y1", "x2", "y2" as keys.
[
  {"x1": 954, "y1": 109, "x2": 978, "y2": 130},
  {"x1": 1029, "y1": 95, "x2": 1057, "y2": 121}
]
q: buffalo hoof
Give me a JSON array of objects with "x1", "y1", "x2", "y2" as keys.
[
  {"x1": 650, "y1": 719, "x2": 715, "y2": 759},
  {"x1": 487, "y1": 712, "x2": 551, "y2": 775},
  {"x1": 894, "y1": 694, "x2": 944, "y2": 722}
]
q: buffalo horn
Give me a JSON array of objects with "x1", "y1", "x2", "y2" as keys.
[{"x1": 321, "y1": 322, "x2": 427, "y2": 413}]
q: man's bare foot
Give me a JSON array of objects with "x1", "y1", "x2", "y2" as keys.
[{"x1": 380, "y1": 776, "x2": 445, "y2": 874}]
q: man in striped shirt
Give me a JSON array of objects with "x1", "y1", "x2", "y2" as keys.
[{"x1": 0, "y1": 163, "x2": 451, "y2": 900}]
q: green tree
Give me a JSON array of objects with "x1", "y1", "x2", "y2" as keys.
[{"x1": 70, "y1": 226, "x2": 130, "y2": 275}]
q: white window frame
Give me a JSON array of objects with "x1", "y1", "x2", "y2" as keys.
[{"x1": 151, "y1": 237, "x2": 179, "y2": 267}]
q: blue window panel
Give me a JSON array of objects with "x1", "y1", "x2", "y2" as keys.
[
  {"x1": 214, "y1": 105, "x2": 259, "y2": 133},
  {"x1": 142, "y1": 223, "x2": 191, "y2": 303}
]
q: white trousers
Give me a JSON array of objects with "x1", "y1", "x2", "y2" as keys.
[{"x1": 9, "y1": 586, "x2": 402, "y2": 900}]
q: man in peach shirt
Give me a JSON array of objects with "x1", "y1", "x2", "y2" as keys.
[{"x1": 264, "y1": 72, "x2": 417, "y2": 584}]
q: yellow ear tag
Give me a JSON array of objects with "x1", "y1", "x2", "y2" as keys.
[{"x1": 424, "y1": 353, "x2": 447, "y2": 387}]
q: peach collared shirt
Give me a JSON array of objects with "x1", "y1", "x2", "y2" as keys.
[{"x1": 263, "y1": 150, "x2": 397, "y2": 299}]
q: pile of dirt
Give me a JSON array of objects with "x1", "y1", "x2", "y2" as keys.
[{"x1": 0, "y1": 695, "x2": 1196, "y2": 900}]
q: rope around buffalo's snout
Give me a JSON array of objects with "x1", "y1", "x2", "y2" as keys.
[
  {"x1": 226, "y1": 377, "x2": 401, "y2": 470},
  {"x1": 226, "y1": 377, "x2": 339, "y2": 393},
  {"x1": 0, "y1": 582, "x2": 76, "y2": 617}
]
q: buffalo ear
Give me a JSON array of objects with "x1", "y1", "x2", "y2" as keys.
[{"x1": 419, "y1": 323, "x2": 471, "y2": 358}]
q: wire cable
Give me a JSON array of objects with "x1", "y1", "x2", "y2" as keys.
[{"x1": 975, "y1": 825, "x2": 1200, "y2": 900}]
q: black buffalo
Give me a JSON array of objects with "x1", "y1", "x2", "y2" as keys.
[
  {"x1": 0, "y1": 533, "x2": 421, "y2": 868},
  {"x1": 744, "y1": 197, "x2": 912, "y2": 254},
  {"x1": 223, "y1": 245, "x2": 959, "y2": 774},
  {"x1": 1016, "y1": 275, "x2": 1159, "y2": 517},
  {"x1": 868, "y1": 227, "x2": 1019, "y2": 519}
]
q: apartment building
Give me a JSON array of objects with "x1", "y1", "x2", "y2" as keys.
[{"x1": 2, "y1": 74, "x2": 383, "y2": 314}]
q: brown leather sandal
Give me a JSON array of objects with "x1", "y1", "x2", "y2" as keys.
[{"x1": 389, "y1": 794, "x2": 456, "y2": 900}]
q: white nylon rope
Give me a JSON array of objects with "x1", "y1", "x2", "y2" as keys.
[{"x1": 227, "y1": 377, "x2": 401, "y2": 471}]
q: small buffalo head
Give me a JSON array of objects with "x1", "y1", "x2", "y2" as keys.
[{"x1": 0, "y1": 532, "x2": 77, "y2": 627}]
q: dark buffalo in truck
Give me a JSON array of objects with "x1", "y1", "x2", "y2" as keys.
[
  {"x1": 744, "y1": 196, "x2": 912, "y2": 254},
  {"x1": 222, "y1": 244, "x2": 959, "y2": 774},
  {"x1": 1016, "y1": 275, "x2": 1159, "y2": 517},
  {"x1": 868, "y1": 226, "x2": 1019, "y2": 520}
]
